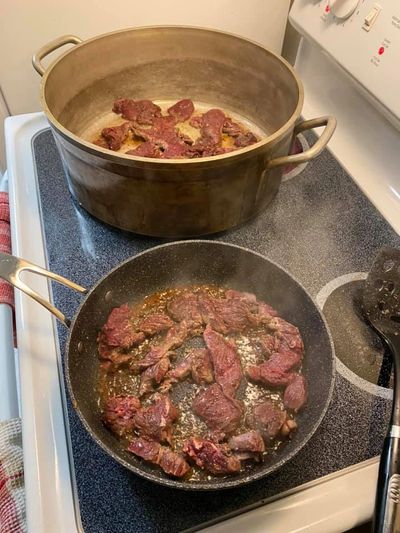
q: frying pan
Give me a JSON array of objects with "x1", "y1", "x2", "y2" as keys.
[{"x1": 0, "y1": 241, "x2": 335, "y2": 490}]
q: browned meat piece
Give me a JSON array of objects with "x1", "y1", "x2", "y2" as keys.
[
  {"x1": 98, "y1": 351, "x2": 134, "y2": 372},
  {"x1": 102, "y1": 395, "x2": 141, "y2": 436},
  {"x1": 189, "y1": 115, "x2": 203, "y2": 129},
  {"x1": 284, "y1": 374, "x2": 307, "y2": 412},
  {"x1": 133, "y1": 394, "x2": 179, "y2": 444},
  {"x1": 113, "y1": 98, "x2": 162, "y2": 125},
  {"x1": 214, "y1": 298, "x2": 259, "y2": 332},
  {"x1": 158, "y1": 355, "x2": 192, "y2": 393},
  {"x1": 128, "y1": 437, "x2": 190, "y2": 477},
  {"x1": 197, "y1": 293, "x2": 227, "y2": 333},
  {"x1": 100, "y1": 122, "x2": 131, "y2": 151},
  {"x1": 167, "y1": 99, "x2": 195, "y2": 122},
  {"x1": 160, "y1": 142, "x2": 193, "y2": 159},
  {"x1": 203, "y1": 325, "x2": 242, "y2": 395},
  {"x1": 225, "y1": 289, "x2": 257, "y2": 303},
  {"x1": 222, "y1": 117, "x2": 243, "y2": 137},
  {"x1": 98, "y1": 304, "x2": 145, "y2": 358},
  {"x1": 247, "y1": 400, "x2": 287, "y2": 441},
  {"x1": 127, "y1": 436, "x2": 160, "y2": 461},
  {"x1": 131, "y1": 116, "x2": 193, "y2": 158},
  {"x1": 183, "y1": 437, "x2": 241, "y2": 475},
  {"x1": 256, "y1": 301, "x2": 279, "y2": 322},
  {"x1": 167, "y1": 292, "x2": 202, "y2": 325},
  {"x1": 138, "y1": 356, "x2": 170, "y2": 397},
  {"x1": 158, "y1": 447, "x2": 191, "y2": 477},
  {"x1": 137, "y1": 313, "x2": 174, "y2": 336},
  {"x1": 93, "y1": 137, "x2": 109, "y2": 149},
  {"x1": 192, "y1": 383, "x2": 243, "y2": 433},
  {"x1": 259, "y1": 334, "x2": 281, "y2": 356},
  {"x1": 190, "y1": 348, "x2": 214, "y2": 385},
  {"x1": 234, "y1": 131, "x2": 258, "y2": 147},
  {"x1": 199, "y1": 109, "x2": 226, "y2": 145},
  {"x1": 126, "y1": 141, "x2": 162, "y2": 158},
  {"x1": 133, "y1": 321, "x2": 189, "y2": 370},
  {"x1": 246, "y1": 349, "x2": 301, "y2": 387},
  {"x1": 228, "y1": 430, "x2": 265, "y2": 453}
]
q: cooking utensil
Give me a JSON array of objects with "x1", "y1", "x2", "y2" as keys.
[
  {"x1": 0, "y1": 241, "x2": 335, "y2": 489},
  {"x1": 32, "y1": 27, "x2": 336, "y2": 237},
  {"x1": 363, "y1": 247, "x2": 400, "y2": 532}
]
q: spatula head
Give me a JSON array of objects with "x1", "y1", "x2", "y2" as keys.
[{"x1": 363, "y1": 247, "x2": 400, "y2": 336}]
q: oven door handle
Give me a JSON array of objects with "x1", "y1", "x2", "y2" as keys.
[
  {"x1": 32, "y1": 35, "x2": 83, "y2": 76},
  {"x1": 0, "y1": 252, "x2": 87, "y2": 328},
  {"x1": 267, "y1": 116, "x2": 337, "y2": 169}
]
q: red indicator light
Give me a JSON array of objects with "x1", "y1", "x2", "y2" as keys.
[
  {"x1": 325, "y1": 4, "x2": 330, "y2": 12},
  {"x1": 378, "y1": 46, "x2": 385, "y2": 55}
]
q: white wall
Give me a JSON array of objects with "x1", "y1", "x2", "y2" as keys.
[{"x1": 0, "y1": 0, "x2": 290, "y2": 115}]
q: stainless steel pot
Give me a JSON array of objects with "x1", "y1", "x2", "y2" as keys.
[{"x1": 33, "y1": 27, "x2": 336, "y2": 237}]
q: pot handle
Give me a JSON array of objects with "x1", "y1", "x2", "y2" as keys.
[
  {"x1": 32, "y1": 35, "x2": 83, "y2": 76},
  {"x1": 0, "y1": 252, "x2": 87, "y2": 328},
  {"x1": 266, "y1": 116, "x2": 337, "y2": 170}
]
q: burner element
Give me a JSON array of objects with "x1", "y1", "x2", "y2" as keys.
[
  {"x1": 317, "y1": 273, "x2": 393, "y2": 398},
  {"x1": 282, "y1": 134, "x2": 310, "y2": 181}
]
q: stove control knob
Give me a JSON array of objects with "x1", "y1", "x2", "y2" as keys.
[{"x1": 328, "y1": 0, "x2": 359, "y2": 19}]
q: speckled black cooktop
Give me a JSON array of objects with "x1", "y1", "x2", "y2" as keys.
[{"x1": 33, "y1": 129, "x2": 400, "y2": 533}]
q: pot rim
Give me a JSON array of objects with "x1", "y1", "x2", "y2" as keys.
[{"x1": 40, "y1": 24, "x2": 304, "y2": 165}]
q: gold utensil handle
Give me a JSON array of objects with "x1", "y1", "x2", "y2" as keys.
[{"x1": 0, "y1": 252, "x2": 87, "y2": 328}]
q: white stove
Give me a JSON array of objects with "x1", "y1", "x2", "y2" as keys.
[{"x1": 3, "y1": 1, "x2": 400, "y2": 531}]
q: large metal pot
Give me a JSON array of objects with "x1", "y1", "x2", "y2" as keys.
[{"x1": 33, "y1": 27, "x2": 336, "y2": 237}]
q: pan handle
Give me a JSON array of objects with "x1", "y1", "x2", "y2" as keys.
[
  {"x1": 32, "y1": 35, "x2": 83, "y2": 76},
  {"x1": 266, "y1": 116, "x2": 337, "y2": 170},
  {"x1": 0, "y1": 252, "x2": 87, "y2": 328}
]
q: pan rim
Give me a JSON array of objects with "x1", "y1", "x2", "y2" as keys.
[{"x1": 65, "y1": 240, "x2": 336, "y2": 490}]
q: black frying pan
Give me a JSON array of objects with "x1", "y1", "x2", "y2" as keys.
[{"x1": 0, "y1": 241, "x2": 335, "y2": 490}]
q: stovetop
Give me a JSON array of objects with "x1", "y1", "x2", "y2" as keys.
[{"x1": 32, "y1": 128, "x2": 400, "y2": 533}]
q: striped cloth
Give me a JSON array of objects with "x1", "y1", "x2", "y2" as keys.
[
  {"x1": 0, "y1": 193, "x2": 14, "y2": 309},
  {"x1": 0, "y1": 193, "x2": 24, "y2": 532},
  {"x1": 0, "y1": 419, "x2": 25, "y2": 533}
]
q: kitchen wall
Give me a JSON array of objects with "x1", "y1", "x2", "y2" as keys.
[{"x1": 0, "y1": 0, "x2": 293, "y2": 171}]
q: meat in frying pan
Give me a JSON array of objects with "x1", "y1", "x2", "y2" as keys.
[
  {"x1": 203, "y1": 325, "x2": 242, "y2": 396},
  {"x1": 158, "y1": 355, "x2": 193, "y2": 393},
  {"x1": 190, "y1": 108, "x2": 225, "y2": 146},
  {"x1": 133, "y1": 321, "x2": 189, "y2": 371},
  {"x1": 133, "y1": 394, "x2": 179, "y2": 444},
  {"x1": 97, "y1": 285, "x2": 307, "y2": 480},
  {"x1": 167, "y1": 99, "x2": 195, "y2": 123},
  {"x1": 247, "y1": 400, "x2": 287, "y2": 441},
  {"x1": 100, "y1": 122, "x2": 131, "y2": 151},
  {"x1": 167, "y1": 292, "x2": 203, "y2": 326},
  {"x1": 138, "y1": 356, "x2": 170, "y2": 397},
  {"x1": 102, "y1": 395, "x2": 141, "y2": 436},
  {"x1": 98, "y1": 304, "x2": 145, "y2": 357},
  {"x1": 113, "y1": 98, "x2": 162, "y2": 125},
  {"x1": 228, "y1": 430, "x2": 265, "y2": 453},
  {"x1": 159, "y1": 348, "x2": 213, "y2": 393},
  {"x1": 284, "y1": 374, "x2": 307, "y2": 412},
  {"x1": 190, "y1": 348, "x2": 214, "y2": 385},
  {"x1": 183, "y1": 437, "x2": 241, "y2": 475},
  {"x1": 192, "y1": 383, "x2": 243, "y2": 433},
  {"x1": 259, "y1": 334, "x2": 281, "y2": 356},
  {"x1": 128, "y1": 437, "x2": 190, "y2": 478},
  {"x1": 137, "y1": 313, "x2": 174, "y2": 336}
]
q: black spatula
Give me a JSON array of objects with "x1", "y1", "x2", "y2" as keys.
[{"x1": 363, "y1": 247, "x2": 400, "y2": 532}]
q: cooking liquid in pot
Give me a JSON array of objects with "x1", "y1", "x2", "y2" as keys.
[
  {"x1": 81, "y1": 100, "x2": 267, "y2": 155},
  {"x1": 97, "y1": 285, "x2": 302, "y2": 482}
]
